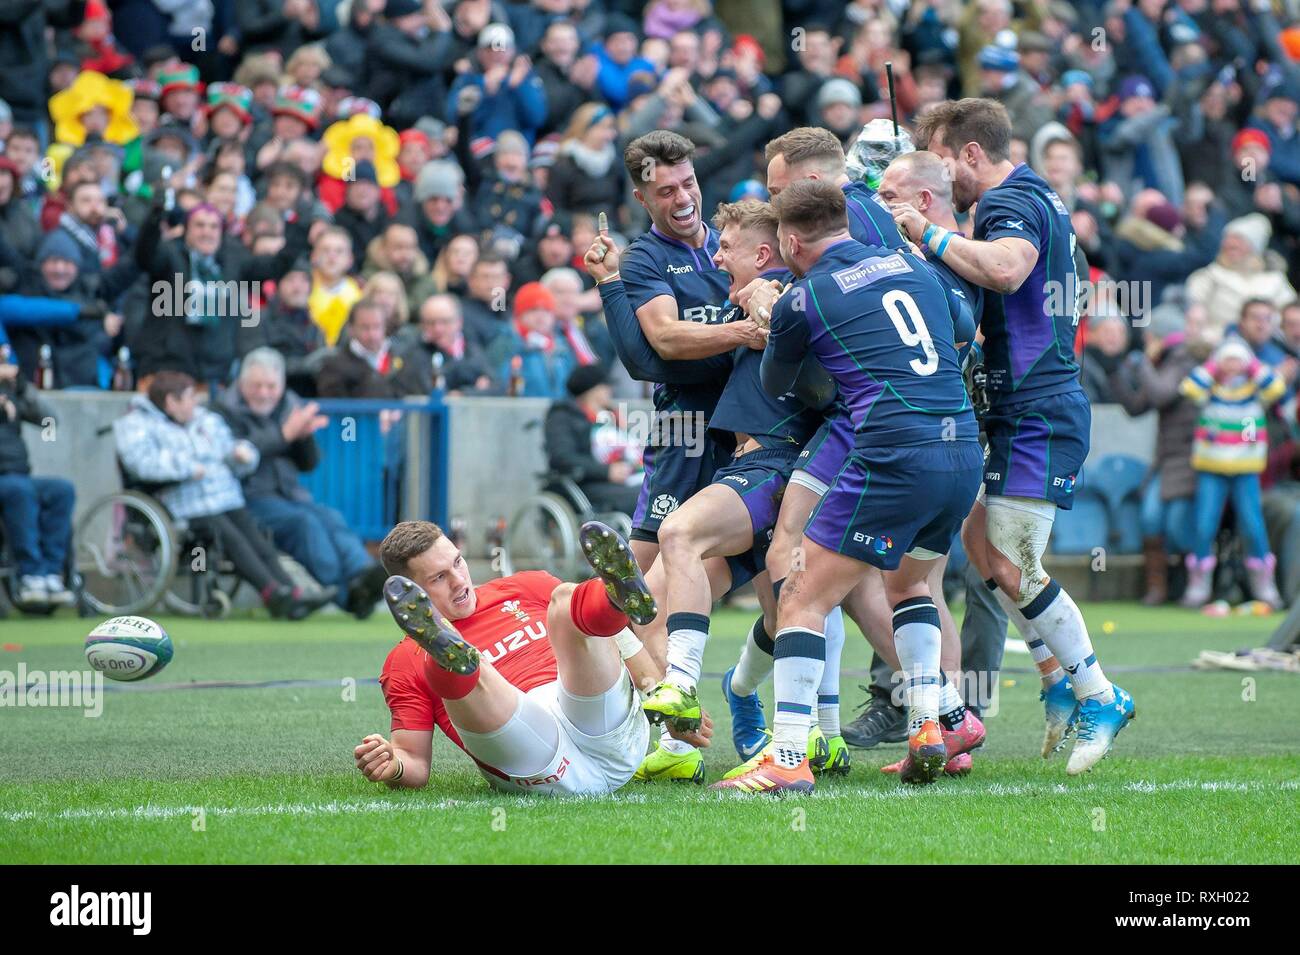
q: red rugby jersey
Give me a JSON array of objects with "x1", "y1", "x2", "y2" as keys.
[{"x1": 379, "y1": 571, "x2": 562, "y2": 750}]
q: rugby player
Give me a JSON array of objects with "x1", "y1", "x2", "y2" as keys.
[
  {"x1": 582, "y1": 131, "x2": 766, "y2": 781},
  {"x1": 353, "y1": 520, "x2": 706, "y2": 796},
  {"x1": 716, "y1": 180, "x2": 983, "y2": 793},
  {"x1": 899, "y1": 98, "x2": 1135, "y2": 774},
  {"x1": 629, "y1": 199, "x2": 831, "y2": 770},
  {"x1": 718, "y1": 127, "x2": 914, "y2": 773}
]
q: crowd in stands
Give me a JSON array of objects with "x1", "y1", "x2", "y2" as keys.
[{"x1": 2, "y1": 0, "x2": 1300, "y2": 613}]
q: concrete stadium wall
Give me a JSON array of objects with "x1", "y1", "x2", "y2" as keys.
[{"x1": 22, "y1": 393, "x2": 1154, "y2": 558}]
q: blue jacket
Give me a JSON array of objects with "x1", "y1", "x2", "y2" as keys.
[
  {"x1": 447, "y1": 69, "x2": 547, "y2": 144},
  {"x1": 595, "y1": 50, "x2": 658, "y2": 110},
  {"x1": 1247, "y1": 117, "x2": 1300, "y2": 187},
  {"x1": 494, "y1": 330, "x2": 577, "y2": 400}
]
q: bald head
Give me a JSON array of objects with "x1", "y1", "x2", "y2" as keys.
[{"x1": 877, "y1": 151, "x2": 955, "y2": 224}]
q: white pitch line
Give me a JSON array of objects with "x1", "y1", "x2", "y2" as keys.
[{"x1": 1, "y1": 778, "x2": 1295, "y2": 824}]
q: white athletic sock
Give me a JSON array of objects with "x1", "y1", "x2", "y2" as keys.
[
  {"x1": 1021, "y1": 581, "x2": 1112, "y2": 702},
  {"x1": 772, "y1": 627, "x2": 825, "y2": 768},
  {"x1": 937, "y1": 674, "x2": 967, "y2": 730},
  {"x1": 817, "y1": 607, "x2": 845, "y2": 738},
  {"x1": 730, "y1": 615, "x2": 775, "y2": 697},
  {"x1": 659, "y1": 724, "x2": 695, "y2": 755},
  {"x1": 664, "y1": 612, "x2": 709, "y2": 691},
  {"x1": 892, "y1": 597, "x2": 942, "y2": 734}
]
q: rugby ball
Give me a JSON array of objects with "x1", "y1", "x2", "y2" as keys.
[{"x1": 84, "y1": 616, "x2": 174, "y2": 682}]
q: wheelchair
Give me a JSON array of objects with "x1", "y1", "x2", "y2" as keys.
[
  {"x1": 72, "y1": 428, "x2": 243, "y2": 619},
  {"x1": 501, "y1": 470, "x2": 634, "y2": 580},
  {"x1": 0, "y1": 512, "x2": 87, "y2": 619}
]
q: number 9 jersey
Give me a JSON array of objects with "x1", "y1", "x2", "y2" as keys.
[{"x1": 768, "y1": 239, "x2": 977, "y2": 452}]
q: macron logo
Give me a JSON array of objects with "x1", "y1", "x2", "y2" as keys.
[
  {"x1": 50, "y1": 885, "x2": 152, "y2": 935},
  {"x1": 666, "y1": 264, "x2": 694, "y2": 274}
]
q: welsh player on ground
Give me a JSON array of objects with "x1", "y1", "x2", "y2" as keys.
[
  {"x1": 898, "y1": 98, "x2": 1135, "y2": 774},
  {"x1": 354, "y1": 520, "x2": 704, "y2": 795}
]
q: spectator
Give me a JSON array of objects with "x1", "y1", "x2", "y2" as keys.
[
  {"x1": 113, "y1": 370, "x2": 334, "y2": 619},
  {"x1": 460, "y1": 252, "x2": 512, "y2": 348},
  {"x1": 595, "y1": 14, "x2": 658, "y2": 110},
  {"x1": 361, "y1": 269, "x2": 410, "y2": 332},
  {"x1": 1246, "y1": 78, "x2": 1300, "y2": 188},
  {"x1": 780, "y1": 23, "x2": 840, "y2": 127},
  {"x1": 534, "y1": 19, "x2": 597, "y2": 138},
  {"x1": 1102, "y1": 75, "x2": 1185, "y2": 205},
  {"x1": 0, "y1": 360, "x2": 75, "y2": 607},
  {"x1": 488, "y1": 280, "x2": 576, "y2": 398},
  {"x1": 237, "y1": 0, "x2": 325, "y2": 62},
  {"x1": 446, "y1": 23, "x2": 547, "y2": 144},
  {"x1": 364, "y1": 0, "x2": 453, "y2": 127},
  {"x1": 544, "y1": 363, "x2": 640, "y2": 516},
  {"x1": 539, "y1": 266, "x2": 608, "y2": 368},
  {"x1": 1080, "y1": 308, "x2": 1132, "y2": 404},
  {"x1": 1185, "y1": 214, "x2": 1297, "y2": 344},
  {"x1": 392, "y1": 293, "x2": 495, "y2": 395},
  {"x1": 308, "y1": 225, "x2": 363, "y2": 347},
  {"x1": 316, "y1": 297, "x2": 402, "y2": 397},
  {"x1": 133, "y1": 199, "x2": 306, "y2": 389},
  {"x1": 546, "y1": 103, "x2": 622, "y2": 219},
  {"x1": 1180, "y1": 337, "x2": 1286, "y2": 609},
  {"x1": 235, "y1": 257, "x2": 325, "y2": 394},
  {"x1": 0, "y1": 157, "x2": 40, "y2": 264},
  {"x1": 400, "y1": 159, "x2": 478, "y2": 263},
  {"x1": 0, "y1": 0, "x2": 85, "y2": 128},
  {"x1": 363, "y1": 222, "x2": 433, "y2": 301},
  {"x1": 332, "y1": 161, "x2": 390, "y2": 263},
  {"x1": 1109, "y1": 302, "x2": 1210, "y2": 604},
  {"x1": 219, "y1": 348, "x2": 389, "y2": 619},
  {"x1": 460, "y1": 128, "x2": 545, "y2": 246},
  {"x1": 428, "y1": 232, "x2": 479, "y2": 296},
  {"x1": 4, "y1": 229, "x2": 133, "y2": 388}
]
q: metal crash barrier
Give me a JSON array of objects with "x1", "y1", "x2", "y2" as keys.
[{"x1": 300, "y1": 397, "x2": 449, "y2": 541}]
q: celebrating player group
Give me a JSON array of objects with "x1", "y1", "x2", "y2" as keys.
[{"x1": 354, "y1": 97, "x2": 1136, "y2": 798}]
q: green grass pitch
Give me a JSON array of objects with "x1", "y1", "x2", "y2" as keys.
[{"x1": 1, "y1": 603, "x2": 1296, "y2": 864}]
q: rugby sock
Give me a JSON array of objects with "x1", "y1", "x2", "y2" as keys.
[
  {"x1": 730, "y1": 615, "x2": 775, "y2": 697},
  {"x1": 1022, "y1": 580, "x2": 1113, "y2": 703},
  {"x1": 664, "y1": 611, "x2": 710, "y2": 690},
  {"x1": 937, "y1": 673, "x2": 968, "y2": 731},
  {"x1": 817, "y1": 607, "x2": 845, "y2": 738},
  {"x1": 987, "y1": 577, "x2": 1036, "y2": 640},
  {"x1": 1026, "y1": 638, "x2": 1065, "y2": 688},
  {"x1": 420, "y1": 654, "x2": 480, "y2": 701},
  {"x1": 569, "y1": 577, "x2": 628, "y2": 636},
  {"x1": 772, "y1": 627, "x2": 825, "y2": 768},
  {"x1": 659, "y1": 724, "x2": 695, "y2": 756},
  {"x1": 892, "y1": 597, "x2": 942, "y2": 734}
]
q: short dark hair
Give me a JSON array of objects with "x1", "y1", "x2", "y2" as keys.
[
  {"x1": 147, "y1": 370, "x2": 197, "y2": 412},
  {"x1": 914, "y1": 97, "x2": 1012, "y2": 162},
  {"x1": 771, "y1": 178, "x2": 847, "y2": 243},
  {"x1": 265, "y1": 160, "x2": 308, "y2": 190},
  {"x1": 1241, "y1": 297, "x2": 1276, "y2": 319},
  {"x1": 6, "y1": 125, "x2": 39, "y2": 147},
  {"x1": 623, "y1": 130, "x2": 695, "y2": 185},
  {"x1": 380, "y1": 520, "x2": 446, "y2": 576},
  {"x1": 67, "y1": 179, "x2": 103, "y2": 201}
]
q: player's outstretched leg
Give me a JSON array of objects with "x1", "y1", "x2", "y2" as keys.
[
  {"x1": 385, "y1": 576, "x2": 480, "y2": 674},
  {"x1": 579, "y1": 521, "x2": 657, "y2": 625}
]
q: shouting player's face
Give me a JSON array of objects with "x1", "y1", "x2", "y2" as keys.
[
  {"x1": 636, "y1": 161, "x2": 703, "y2": 242},
  {"x1": 407, "y1": 536, "x2": 478, "y2": 620},
  {"x1": 925, "y1": 129, "x2": 979, "y2": 214},
  {"x1": 714, "y1": 223, "x2": 772, "y2": 297}
]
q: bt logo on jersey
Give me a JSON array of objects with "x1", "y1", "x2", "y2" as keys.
[
  {"x1": 1052, "y1": 474, "x2": 1077, "y2": 494},
  {"x1": 480, "y1": 621, "x2": 548, "y2": 665}
]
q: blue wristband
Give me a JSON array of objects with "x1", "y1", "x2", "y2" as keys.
[
  {"x1": 921, "y1": 223, "x2": 938, "y2": 247},
  {"x1": 935, "y1": 230, "x2": 954, "y2": 258}
]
